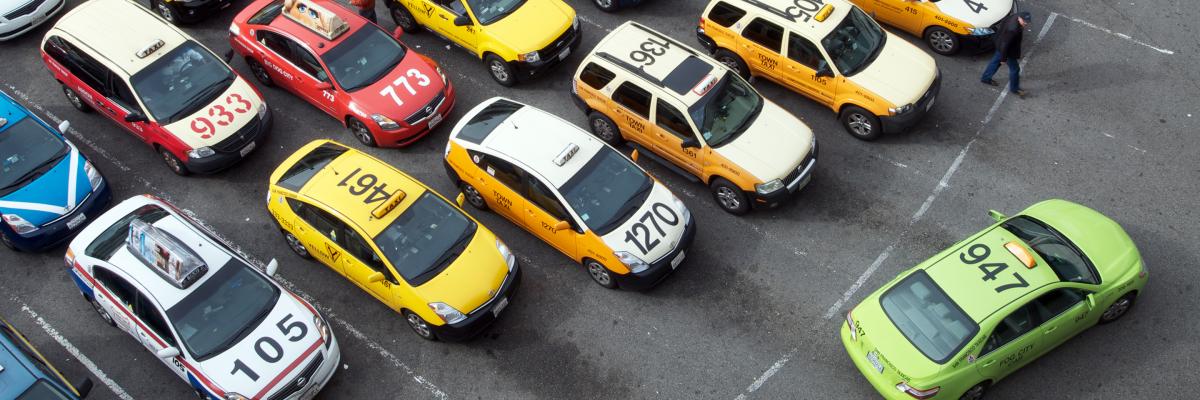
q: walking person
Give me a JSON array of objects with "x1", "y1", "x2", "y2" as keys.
[
  {"x1": 981, "y1": 12, "x2": 1031, "y2": 98},
  {"x1": 349, "y1": 0, "x2": 377, "y2": 23}
]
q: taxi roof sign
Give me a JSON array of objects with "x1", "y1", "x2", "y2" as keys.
[
  {"x1": 814, "y1": 4, "x2": 834, "y2": 22},
  {"x1": 135, "y1": 39, "x2": 166, "y2": 59},
  {"x1": 126, "y1": 219, "x2": 208, "y2": 289},
  {"x1": 371, "y1": 190, "x2": 407, "y2": 219},
  {"x1": 553, "y1": 143, "x2": 580, "y2": 166},
  {"x1": 282, "y1": 0, "x2": 349, "y2": 41},
  {"x1": 1004, "y1": 241, "x2": 1038, "y2": 269}
]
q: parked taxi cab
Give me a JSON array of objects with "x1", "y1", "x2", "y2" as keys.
[{"x1": 849, "y1": 0, "x2": 1015, "y2": 55}]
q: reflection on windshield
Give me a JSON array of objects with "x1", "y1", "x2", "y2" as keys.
[
  {"x1": 1002, "y1": 217, "x2": 1099, "y2": 284},
  {"x1": 465, "y1": 0, "x2": 526, "y2": 25},
  {"x1": 322, "y1": 25, "x2": 407, "y2": 92},
  {"x1": 0, "y1": 118, "x2": 67, "y2": 194},
  {"x1": 821, "y1": 6, "x2": 884, "y2": 76},
  {"x1": 130, "y1": 41, "x2": 234, "y2": 124},
  {"x1": 688, "y1": 73, "x2": 761, "y2": 147},
  {"x1": 373, "y1": 192, "x2": 476, "y2": 286},
  {"x1": 558, "y1": 148, "x2": 650, "y2": 235},
  {"x1": 168, "y1": 261, "x2": 279, "y2": 360}
]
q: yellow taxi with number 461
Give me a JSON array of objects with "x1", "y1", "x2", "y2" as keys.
[{"x1": 267, "y1": 140, "x2": 519, "y2": 341}]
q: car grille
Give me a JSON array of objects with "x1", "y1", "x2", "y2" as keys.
[
  {"x1": 537, "y1": 24, "x2": 577, "y2": 58},
  {"x1": 783, "y1": 146, "x2": 816, "y2": 184},
  {"x1": 916, "y1": 73, "x2": 941, "y2": 109},
  {"x1": 4, "y1": 0, "x2": 44, "y2": 20},
  {"x1": 403, "y1": 90, "x2": 445, "y2": 125},
  {"x1": 211, "y1": 116, "x2": 260, "y2": 153},
  {"x1": 267, "y1": 353, "x2": 324, "y2": 400}
]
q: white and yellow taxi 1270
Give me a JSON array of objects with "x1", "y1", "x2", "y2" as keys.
[{"x1": 65, "y1": 195, "x2": 339, "y2": 400}]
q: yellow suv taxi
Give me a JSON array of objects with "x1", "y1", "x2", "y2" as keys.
[
  {"x1": 850, "y1": 0, "x2": 1016, "y2": 55},
  {"x1": 385, "y1": 0, "x2": 579, "y2": 86},
  {"x1": 696, "y1": 0, "x2": 940, "y2": 140},
  {"x1": 267, "y1": 140, "x2": 519, "y2": 341},
  {"x1": 443, "y1": 97, "x2": 695, "y2": 290},
  {"x1": 571, "y1": 21, "x2": 816, "y2": 215}
]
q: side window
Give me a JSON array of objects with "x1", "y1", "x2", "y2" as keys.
[
  {"x1": 743, "y1": 18, "x2": 784, "y2": 52},
  {"x1": 288, "y1": 42, "x2": 328, "y2": 81},
  {"x1": 981, "y1": 303, "x2": 1041, "y2": 355},
  {"x1": 43, "y1": 36, "x2": 70, "y2": 66},
  {"x1": 579, "y1": 62, "x2": 616, "y2": 90},
  {"x1": 787, "y1": 33, "x2": 825, "y2": 70},
  {"x1": 654, "y1": 100, "x2": 692, "y2": 139},
  {"x1": 93, "y1": 267, "x2": 136, "y2": 309},
  {"x1": 288, "y1": 199, "x2": 342, "y2": 242},
  {"x1": 526, "y1": 176, "x2": 569, "y2": 222},
  {"x1": 107, "y1": 74, "x2": 141, "y2": 112},
  {"x1": 483, "y1": 155, "x2": 525, "y2": 192},
  {"x1": 135, "y1": 294, "x2": 176, "y2": 346},
  {"x1": 613, "y1": 82, "x2": 652, "y2": 118},
  {"x1": 60, "y1": 39, "x2": 109, "y2": 92},
  {"x1": 341, "y1": 227, "x2": 390, "y2": 277},
  {"x1": 707, "y1": 2, "x2": 747, "y2": 27},
  {"x1": 1035, "y1": 289, "x2": 1087, "y2": 320},
  {"x1": 258, "y1": 31, "x2": 293, "y2": 59},
  {"x1": 435, "y1": 0, "x2": 467, "y2": 15}
]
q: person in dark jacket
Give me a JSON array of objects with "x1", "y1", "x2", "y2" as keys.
[{"x1": 981, "y1": 12, "x2": 1031, "y2": 97}]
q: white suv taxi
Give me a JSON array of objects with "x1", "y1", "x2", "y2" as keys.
[{"x1": 65, "y1": 195, "x2": 339, "y2": 400}]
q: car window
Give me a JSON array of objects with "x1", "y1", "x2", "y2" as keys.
[
  {"x1": 289, "y1": 42, "x2": 327, "y2": 81},
  {"x1": 135, "y1": 293, "x2": 176, "y2": 346},
  {"x1": 526, "y1": 176, "x2": 569, "y2": 222},
  {"x1": 1001, "y1": 216, "x2": 1099, "y2": 284},
  {"x1": 457, "y1": 100, "x2": 522, "y2": 144},
  {"x1": 707, "y1": 2, "x2": 746, "y2": 27},
  {"x1": 1034, "y1": 288, "x2": 1087, "y2": 321},
  {"x1": 579, "y1": 62, "x2": 616, "y2": 90},
  {"x1": 42, "y1": 36, "x2": 71, "y2": 71},
  {"x1": 16, "y1": 380, "x2": 73, "y2": 400},
  {"x1": 93, "y1": 267, "x2": 137, "y2": 309},
  {"x1": 373, "y1": 192, "x2": 477, "y2": 286},
  {"x1": 464, "y1": 0, "x2": 526, "y2": 25},
  {"x1": 981, "y1": 302, "x2": 1042, "y2": 356},
  {"x1": 55, "y1": 38, "x2": 110, "y2": 93},
  {"x1": 742, "y1": 18, "x2": 783, "y2": 52},
  {"x1": 129, "y1": 41, "x2": 235, "y2": 124},
  {"x1": 787, "y1": 33, "x2": 825, "y2": 70},
  {"x1": 613, "y1": 82, "x2": 651, "y2": 118},
  {"x1": 276, "y1": 143, "x2": 347, "y2": 191},
  {"x1": 248, "y1": 0, "x2": 284, "y2": 25},
  {"x1": 483, "y1": 155, "x2": 525, "y2": 192},
  {"x1": 168, "y1": 261, "x2": 279, "y2": 361},
  {"x1": 258, "y1": 30, "x2": 293, "y2": 60},
  {"x1": 436, "y1": 0, "x2": 468, "y2": 14},
  {"x1": 0, "y1": 118, "x2": 68, "y2": 197},
  {"x1": 107, "y1": 74, "x2": 142, "y2": 112},
  {"x1": 341, "y1": 226, "x2": 390, "y2": 277},
  {"x1": 880, "y1": 270, "x2": 977, "y2": 363},
  {"x1": 654, "y1": 100, "x2": 692, "y2": 139},
  {"x1": 289, "y1": 198, "x2": 343, "y2": 243},
  {"x1": 84, "y1": 205, "x2": 170, "y2": 260}
]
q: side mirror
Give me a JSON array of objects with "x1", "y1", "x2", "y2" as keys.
[
  {"x1": 1085, "y1": 293, "x2": 1097, "y2": 309},
  {"x1": 57, "y1": 120, "x2": 70, "y2": 133},
  {"x1": 156, "y1": 347, "x2": 180, "y2": 359},
  {"x1": 73, "y1": 377, "x2": 94, "y2": 398},
  {"x1": 314, "y1": 82, "x2": 333, "y2": 90},
  {"x1": 393, "y1": 27, "x2": 405, "y2": 39},
  {"x1": 266, "y1": 258, "x2": 279, "y2": 276},
  {"x1": 681, "y1": 137, "x2": 701, "y2": 149},
  {"x1": 367, "y1": 271, "x2": 386, "y2": 283},
  {"x1": 554, "y1": 220, "x2": 571, "y2": 231},
  {"x1": 453, "y1": 14, "x2": 471, "y2": 26},
  {"x1": 455, "y1": 193, "x2": 465, "y2": 207},
  {"x1": 124, "y1": 111, "x2": 148, "y2": 123},
  {"x1": 630, "y1": 149, "x2": 639, "y2": 162},
  {"x1": 223, "y1": 49, "x2": 234, "y2": 63},
  {"x1": 987, "y1": 209, "x2": 1006, "y2": 222}
]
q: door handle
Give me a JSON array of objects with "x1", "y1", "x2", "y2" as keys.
[
  {"x1": 981, "y1": 360, "x2": 995, "y2": 367},
  {"x1": 1044, "y1": 326, "x2": 1058, "y2": 334},
  {"x1": 439, "y1": 15, "x2": 448, "y2": 20}
]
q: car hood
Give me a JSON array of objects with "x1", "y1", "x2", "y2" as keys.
[
  {"x1": 850, "y1": 33, "x2": 938, "y2": 106},
  {"x1": 484, "y1": 0, "x2": 573, "y2": 54},
  {"x1": 161, "y1": 77, "x2": 264, "y2": 149},
  {"x1": 599, "y1": 183, "x2": 688, "y2": 264},
  {"x1": 0, "y1": 144, "x2": 92, "y2": 226},
  {"x1": 934, "y1": 0, "x2": 1013, "y2": 27},
  {"x1": 350, "y1": 53, "x2": 446, "y2": 120},
  {"x1": 412, "y1": 228, "x2": 508, "y2": 315},
  {"x1": 1021, "y1": 199, "x2": 1141, "y2": 282},
  {"x1": 712, "y1": 100, "x2": 812, "y2": 182}
]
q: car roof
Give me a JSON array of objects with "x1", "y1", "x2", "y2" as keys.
[
  {"x1": 716, "y1": 0, "x2": 854, "y2": 39},
  {"x1": 51, "y1": 0, "x2": 189, "y2": 76},
  {"x1": 590, "y1": 21, "x2": 727, "y2": 106},
  {"x1": 0, "y1": 91, "x2": 32, "y2": 127},
  {"x1": 293, "y1": 146, "x2": 430, "y2": 236},
  {"x1": 467, "y1": 98, "x2": 606, "y2": 189},
  {"x1": 249, "y1": 0, "x2": 371, "y2": 57}
]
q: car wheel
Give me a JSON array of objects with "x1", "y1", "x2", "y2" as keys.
[
  {"x1": 459, "y1": 182, "x2": 488, "y2": 210},
  {"x1": 710, "y1": 177, "x2": 750, "y2": 215},
  {"x1": 593, "y1": 0, "x2": 619, "y2": 12},
  {"x1": 347, "y1": 118, "x2": 378, "y2": 147},
  {"x1": 585, "y1": 259, "x2": 618, "y2": 289},
  {"x1": 247, "y1": 59, "x2": 274, "y2": 87},
  {"x1": 283, "y1": 231, "x2": 312, "y2": 259},
  {"x1": 959, "y1": 382, "x2": 988, "y2": 400},
  {"x1": 61, "y1": 84, "x2": 92, "y2": 113},
  {"x1": 840, "y1": 105, "x2": 882, "y2": 141},
  {"x1": 713, "y1": 49, "x2": 749, "y2": 80},
  {"x1": 587, "y1": 112, "x2": 623, "y2": 146},
  {"x1": 484, "y1": 54, "x2": 516, "y2": 87},
  {"x1": 153, "y1": 0, "x2": 178, "y2": 24},
  {"x1": 1099, "y1": 292, "x2": 1137, "y2": 324},
  {"x1": 925, "y1": 26, "x2": 960, "y2": 55},
  {"x1": 390, "y1": 5, "x2": 420, "y2": 33},
  {"x1": 89, "y1": 298, "x2": 116, "y2": 327},
  {"x1": 1, "y1": 234, "x2": 17, "y2": 251},
  {"x1": 402, "y1": 310, "x2": 438, "y2": 341},
  {"x1": 159, "y1": 147, "x2": 190, "y2": 176}
]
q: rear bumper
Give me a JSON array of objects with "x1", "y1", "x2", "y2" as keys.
[
  {"x1": 429, "y1": 264, "x2": 521, "y2": 341},
  {"x1": 612, "y1": 218, "x2": 696, "y2": 291},
  {"x1": 880, "y1": 73, "x2": 940, "y2": 135},
  {"x1": 841, "y1": 324, "x2": 911, "y2": 400},
  {"x1": 695, "y1": 28, "x2": 717, "y2": 54},
  {"x1": 3, "y1": 180, "x2": 112, "y2": 252}
]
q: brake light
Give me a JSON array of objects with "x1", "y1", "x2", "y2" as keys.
[
  {"x1": 896, "y1": 382, "x2": 940, "y2": 399},
  {"x1": 845, "y1": 309, "x2": 858, "y2": 341},
  {"x1": 64, "y1": 248, "x2": 76, "y2": 269}
]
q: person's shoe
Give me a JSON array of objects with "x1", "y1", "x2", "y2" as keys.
[
  {"x1": 982, "y1": 79, "x2": 999, "y2": 87},
  {"x1": 1013, "y1": 89, "x2": 1027, "y2": 98}
]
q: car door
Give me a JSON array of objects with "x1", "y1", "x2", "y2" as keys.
[
  {"x1": 43, "y1": 37, "x2": 108, "y2": 121},
  {"x1": 134, "y1": 292, "x2": 188, "y2": 380},
  {"x1": 1031, "y1": 288, "x2": 1094, "y2": 357},
  {"x1": 522, "y1": 175, "x2": 577, "y2": 257},
  {"x1": 104, "y1": 73, "x2": 157, "y2": 142},
  {"x1": 609, "y1": 81, "x2": 655, "y2": 148},
  {"x1": 737, "y1": 18, "x2": 785, "y2": 79},
  {"x1": 91, "y1": 266, "x2": 137, "y2": 334},
  {"x1": 783, "y1": 32, "x2": 837, "y2": 105},
  {"x1": 287, "y1": 198, "x2": 347, "y2": 273},
  {"x1": 61, "y1": 41, "x2": 136, "y2": 134},
  {"x1": 476, "y1": 154, "x2": 529, "y2": 224},
  {"x1": 256, "y1": 31, "x2": 336, "y2": 115},
  {"x1": 420, "y1": 0, "x2": 478, "y2": 52},
  {"x1": 337, "y1": 223, "x2": 401, "y2": 307},
  {"x1": 861, "y1": 0, "x2": 926, "y2": 33},
  {"x1": 650, "y1": 99, "x2": 703, "y2": 176},
  {"x1": 974, "y1": 302, "x2": 1044, "y2": 382}
]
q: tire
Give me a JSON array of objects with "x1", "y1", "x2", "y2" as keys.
[
  {"x1": 153, "y1": 0, "x2": 178, "y2": 24},
  {"x1": 484, "y1": 54, "x2": 517, "y2": 87},
  {"x1": 586, "y1": 112, "x2": 623, "y2": 146},
  {"x1": 459, "y1": 182, "x2": 488, "y2": 210},
  {"x1": 1099, "y1": 292, "x2": 1137, "y2": 324},
  {"x1": 246, "y1": 59, "x2": 274, "y2": 87},
  {"x1": 592, "y1": 0, "x2": 619, "y2": 12},
  {"x1": 89, "y1": 298, "x2": 116, "y2": 327},
  {"x1": 1, "y1": 233, "x2": 17, "y2": 251},
  {"x1": 402, "y1": 310, "x2": 438, "y2": 341},
  {"x1": 959, "y1": 382, "x2": 988, "y2": 400},
  {"x1": 585, "y1": 259, "x2": 618, "y2": 289},
  {"x1": 347, "y1": 117, "x2": 378, "y2": 147},
  {"x1": 710, "y1": 177, "x2": 750, "y2": 215},
  {"x1": 839, "y1": 105, "x2": 882, "y2": 141},
  {"x1": 389, "y1": 5, "x2": 420, "y2": 33},
  {"x1": 159, "y1": 147, "x2": 190, "y2": 176},
  {"x1": 282, "y1": 231, "x2": 312, "y2": 260},
  {"x1": 713, "y1": 49, "x2": 750, "y2": 80},
  {"x1": 925, "y1": 26, "x2": 960, "y2": 56},
  {"x1": 62, "y1": 84, "x2": 92, "y2": 113}
]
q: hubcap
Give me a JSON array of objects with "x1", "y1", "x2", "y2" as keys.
[
  {"x1": 847, "y1": 113, "x2": 873, "y2": 137},
  {"x1": 407, "y1": 314, "x2": 432, "y2": 338},
  {"x1": 595, "y1": 0, "x2": 613, "y2": 7},
  {"x1": 64, "y1": 88, "x2": 82, "y2": 108},
  {"x1": 591, "y1": 119, "x2": 614, "y2": 141},
  {"x1": 587, "y1": 262, "x2": 612, "y2": 286},
  {"x1": 394, "y1": 9, "x2": 413, "y2": 27},
  {"x1": 929, "y1": 31, "x2": 954, "y2": 53},
  {"x1": 252, "y1": 63, "x2": 269, "y2": 82},
  {"x1": 961, "y1": 385, "x2": 985, "y2": 400},
  {"x1": 285, "y1": 233, "x2": 308, "y2": 256},
  {"x1": 163, "y1": 151, "x2": 182, "y2": 173},
  {"x1": 715, "y1": 186, "x2": 741, "y2": 210},
  {"x1": 156, "y1": 2, "x2": 173, "y2": 22},
  {"x1": 351, "y1": 121, "x2": 373, "y2": 144},
  {"x1": 718, "y1": 57, "x2": 741, "y2": 73},
  {"x1": 1103, "y1": 298, "x2": 1131, "y2": 321},
  {"x1": 463, "y1": 185, "x2": 484, "y2": 207},
  {"x1": 91, "y1": 300, "x2": 113, "y2": 324},
  {"x1": 490, "y1": 61, "x2": 509, "y2": 82}
]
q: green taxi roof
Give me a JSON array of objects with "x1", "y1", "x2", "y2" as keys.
[{"x1": 922, "y1": 226, "x2": 1060, "y2": 322}]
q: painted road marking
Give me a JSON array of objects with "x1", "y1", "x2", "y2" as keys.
[{"x1": 13, "y1": 298, "x2": 135, "y2": 400}]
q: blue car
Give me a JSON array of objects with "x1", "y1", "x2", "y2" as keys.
[
  {"x1": 0, "y1": 316, "x2": 94, "y2": 399},
  {"x1": 0, "y1": 91, "x2": 112, "y2": 252}
]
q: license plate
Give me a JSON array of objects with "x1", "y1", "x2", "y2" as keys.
[
  {"x1": 794, "y1": 173, "x2": 812, "y2": 191},
  {"x1": 670, "y1": 251, "x2": 685, "y2": 269},
  {"x1": 866, "y1": 351, "x2": 884, "y2": 373},
  {"x1": 239, "y1": 141, "x2": 256, "y2": 157},
  {"x1": 492, "y1": 297, "x2": 509, "y2": 317},
  {"x1": 558, "y1": 48, "x2": 571, "y2": 61},
  {"x1": 925, "y1": 95, "x2": 935, "y2": 112},
  {"x1": 428, "y1": 113, "x2": 444, "y2": 129},
  {"x1": 67, "y1": 213, "x2": 86, "y2": 229}
]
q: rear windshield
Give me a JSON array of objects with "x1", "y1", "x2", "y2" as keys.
[
  {"x1": 276, "y1": 143, "x2": 347, "y2": 191},
  {"x1": 85, "y1": 205, "x2": 170, "y2": 260},
  {"x1": 880, "y1": 270, "x2": 978, "y2": 364},
  {"x1": 0, "y1": 118, "x2": 67, "y2": 196},
  {"x1": 456, "y1": 99, "x2": 522, "y2": 144}
]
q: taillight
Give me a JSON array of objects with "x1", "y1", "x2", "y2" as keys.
[
  {"x1": 64, "y1": 248, "x2": 76, "y2": 269},
  {"x1": 846, "y1": 309, "x2": 858, "y2": 341},
  {"x1": 896, "y1": 382, "x2": 940, "y2": 399}
]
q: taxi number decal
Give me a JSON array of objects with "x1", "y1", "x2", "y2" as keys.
[
  {"x1": 745, "y1": 0, "x2": 824, "y2": 23},
  {"x1": 963, "y1": 0, "x2": 988, "y2": 14},
  {"x1": 623, "y1": 203, "x2": 679, "y2": 255},
  {"x1": 959, "y1": 244, "x2": 1029, "y2": 293},
  {"x1": 230, "y1": 313, "x2": 308, "y2": 382},
  {"x1": 629, "y1": 37, "x2": 670, "y2": 67},
  {"x1": 337, "y1": 167, "x2": 395, "y2": 204},
  {"x1": 190, "y1": 94, "x2": 254, "y2": 139},
  {"x1": 379, "y1": 69, "x2": 432, "y2": 107}
]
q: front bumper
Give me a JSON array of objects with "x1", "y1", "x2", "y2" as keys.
[
  {"x1": 512, "y1": 28, "x2": 582, "y2": 82},
  {"x1": 0, "y1": 0, "x2": 65, "y2": 41},
  {"x1": 612, "y1": 217, "x2": 697, "y2": 291},
  {"x1": 165, "y1": 0, "x2": 234, "y2": 23},
  {"x1": 958, "y1": 32, "x2": 996, "y2": 54},
  {"x1": 750, "y1": 140, "x2": 818, "y2": 209},
  {"x1": 185, "y1": 109, "x2": 272, "y2": 174},
  {"x1": 880, "y1": 72, "x2": 940, "y2": 135},
  {"x1": 429, "y1": 263, "x2": 521, "y2": 341},
  {"x1": 372, "y1": 83, "x2": 456, "y2": 148},
  {"x1": 2, "y1": 179, "x2": 112, "y2": 252}
]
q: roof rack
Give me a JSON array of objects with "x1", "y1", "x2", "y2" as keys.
[{"x1": 627, "y1": 21, "x2": 699, "y2": 57}]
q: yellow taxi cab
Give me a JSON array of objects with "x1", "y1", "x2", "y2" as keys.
[
  {"x1": 849, "y1": 0, "x2": 1015, "y2": 55},
  {"x1": 696, "y1": 0, "x2": 940, "y2": 140},
  {"x1": 384, "y1": 0, "x2": 580, "y2": 86},
  {"x1": 571, "y1": 21, "x2": 816, "y2": 215},
  {"x1": 444, "y1": 97, "x2": 695, "y2": 290},
  {"x1": 267, "y1": 140, "x2": 519, "y2": 341}
]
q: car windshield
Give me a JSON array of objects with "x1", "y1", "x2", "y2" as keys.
[
  {"x1": 167, "y1": 261, "x2": 279, "y2": 361},
  {"x1": 880, "y1": 270, "x2": 978, "y2": 364},
  {"x1": 0, "y1": 118, "x2": 68, "y2": 196},
  {"x1": 130, "y1": 41, "x2": 235, "y2": 124},
  {"x1": 374, "y1": 192, "x2": 477, "y2": 286},
  {"x1": 465, "y1": 0, "x2": 527, "y2": 25},
  {"x1": 688, "y1": 72, "x2": 761, "y2": 147},
  {"x1": 821, "y1": 6, "x2": 884, "y2": 76},
  {"x1": 16, "y1": 380, "x2": 72, "y2": 400},
  {"x1": 1002, "y1": 216, "x2": 1099, "y2": 284},
  {"x1": 322, "y1": 26, "x2": 407, "y2": 92},
  {"x1": 558, "y1": 147, "x2": 651, "y2": 235}
]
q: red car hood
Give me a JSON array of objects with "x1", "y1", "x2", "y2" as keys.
[{"x1": 350, "y1": 53, "x2": 444, "y2": 120}]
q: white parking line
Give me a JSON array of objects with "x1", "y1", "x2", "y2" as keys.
[
  {"x1": 1057, "y1": 13, "x2": 1175, "y2": 55},
  {"x1": 12, "y1": 298, "x2": 135, "y2": 400},
  {"x1": 577, "y1": 15, "x2": 610, "y2": 32},
  {"x1": 732, "y1": 353, "x2": 791, "y2": 400}
]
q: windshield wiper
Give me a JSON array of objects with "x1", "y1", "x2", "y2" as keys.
[
  {"x1": 167, "y1": 75, "x2": 234, "y2": 123},
  {"x1": 415, "y1": 225, "x2": 475, "y2": 283},
  {"x1": 0, "y1": 152, "x2": 65, "y2": 191},
  {"x1": 597, "y1": 180, "x2": 651, "y2": 234}
]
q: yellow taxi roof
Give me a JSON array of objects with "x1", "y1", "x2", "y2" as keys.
[
  {"x1": 728, "y1": 0, "x2": 853, "y2": 39},
  {"x1": 52, "y1": 0, "x2": 189, "y2": 76},
  {"x1": 295, "y1": 146, "x2": 430, "y2": 236}
]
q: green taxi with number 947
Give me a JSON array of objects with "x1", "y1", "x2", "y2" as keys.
[{"x1": 840, "y1": 199, "x2": 1148, "y2": 399}]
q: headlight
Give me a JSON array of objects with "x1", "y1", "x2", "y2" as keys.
[
  {"x1": 224, "y1": 393, "x2": 249, "y2": 400},
  {"x1": 517, "y1": 51, "x2": 540, "y2": 63},
  {"x1": 755, "y1": 179, "x2": 784, "y2": 195},
  {"x1": 888, "y1": 103, "x2": 914, "y2": 115},
  {"x1": 572, "y1": 16, "x2": 579, "y2": 31},
  {"x1": 229, "y1": 23, "x2": 240, "y2": 37},
  {"x1": 670, "y1": 193, "x2": 691, "y2": 226},
  {"x1": 970, "y1": 27, "x2": 995, "y2": 36},
  {"x1": 436, "y1": 66, "x2": 448, "y2": 84},
  {"x1": 83, "y1": 160, "x2": 103, "y2": 190},
  {"x1": 3, "y1": 214, "x2": 37, "y2": 235},
  {"x1": 371, "y1": 114, "x2": 401, "y2": 130},
  {"x1": 313, "y1": 314, "x2": 332, "y2": 348},
  {"x1": 428, "y1": 302, "x2": 466, "y2": 324},
  {"x1": 496, "y1": 239, "x2": 516, "y2": 272},
  {"x1": 614, "y1": 251, "x2": 649, "y2": 274},
  {"x1": 257, "y1": 102, "x2": 268, "y2": 119},
  {"x1": 187, "y1": 147, "x2": 215, "y2": 159}
]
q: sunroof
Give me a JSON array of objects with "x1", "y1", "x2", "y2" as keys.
[{"x1": 663, "y1": 57, "x2": 714, "y2": 95}]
